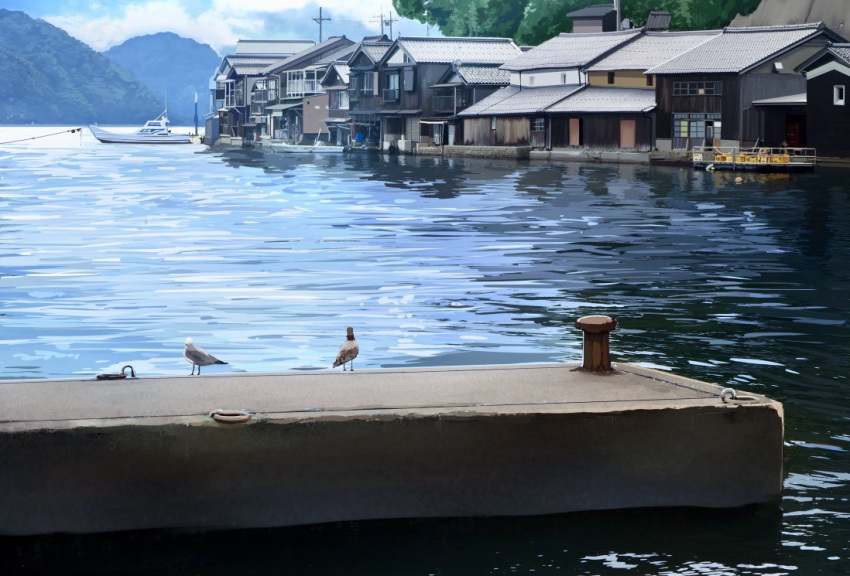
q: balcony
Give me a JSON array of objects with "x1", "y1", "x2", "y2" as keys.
[
  {"x1": 383, "y1": 88, "x2": 399, "y2": 102},
  {"x1": 433, "y1": 90, "x2": 471, "y2": 115},
  {"x1": 253, "y1": 89, "x2": 268, "y2": 104}
]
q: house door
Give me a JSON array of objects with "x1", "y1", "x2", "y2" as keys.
[
  {"x1": 620, "y1": 119, "x2": 636, "y2": 149},
  {"x1": 786, "y1": 115, "x2": 806, "y2": 147},
  {"x1": 569, "y1": 118, "x2": 581, "y2": 147}
]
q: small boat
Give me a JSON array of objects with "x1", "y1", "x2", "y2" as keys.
[
  {"x1": 89, "y1": 110, "x2": 197, "y2": 144},
  {"x1": 269, "y1": 141, "x2": 345, "y2": 154}
]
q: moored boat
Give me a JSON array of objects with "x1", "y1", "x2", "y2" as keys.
[{"x1": 89, "y1": 110, "x2": 198, "y2": 144}]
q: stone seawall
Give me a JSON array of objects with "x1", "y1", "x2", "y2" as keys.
[{"x1": 417, "y1": 145, "x2": 531, "y2": 159}]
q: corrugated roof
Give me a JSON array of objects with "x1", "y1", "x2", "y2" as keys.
[
  {"x1": 647, "y1": 22, "x2": 825, "y2": 75},
  {"x1": 545, "y1": 86, "x2": 656, "y2": 113},
  {"x1": 567, "y1": 3, "x2": 615, "y2": 19},
  {"x1": 459, "y1": 85, "x2": 583, "y2": 117},
  {"x1": 261, "y1": 37, "x2": 354, "y2": 74},
  {"x1": 456, "y1": 65, "x2": 511, "y2": 85},
  {"x1": 395, "y1": 37, "x2": 521, "y2": 64},
  {"x1": 501, "y1": 28, "x2": 642, "y2": 72},
  {"x1": 226, "y1": 55, "x2": 286, "y2": 76},
  {"x1": 589, "y1": 30, "x2": 720, "y2": 71},
  {"x1": 645, "y1": 11, "x2": 672, "y2": 31},
  {"x1": 235, "y1": 40, "x2": 315, "y2": 55}
]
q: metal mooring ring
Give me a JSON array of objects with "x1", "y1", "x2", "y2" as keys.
[{"x1": 209, "y1": 409, "x2": 254, "y2": 424}]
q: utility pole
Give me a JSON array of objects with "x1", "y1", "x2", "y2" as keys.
[
  {"x1": 615, "y1": 0, "x2": 621, "y2": 30},
  {"x1": 313, "y1": 7, "x2": 331, "y2": 43},
  {"x1": 384, "y1": 10, "x2": 398, "y2": 39},
  {"x1": 373, "y1": 10, "x2": 385, "y2": 36}
]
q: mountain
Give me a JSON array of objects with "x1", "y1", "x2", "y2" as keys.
[
  {"x1": 731, "y1": 0, "x2": 850, "y2": 37},
  {"x1": 0, "y1": 9, "x2": 162, "y2": 125},
  {"x1": 104, "y1": 33, "x2": 221, "y2": 126}
]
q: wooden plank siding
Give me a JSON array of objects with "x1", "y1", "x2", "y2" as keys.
[
  {"x1": 739, "y1": 73, "x2": 807, "y2": 145},
  {"x1": 655, "y1": 75, "x2": 735, "y2": 140},
  {"x1": 550, "y1": 114, "x2": 652, "y2": 151},
  {"x1": 807, "y1": 69, "x2": 850, "y2": 157},
  {"x1": 462, "y1": 118, "x2": 530, "y2": 146}
]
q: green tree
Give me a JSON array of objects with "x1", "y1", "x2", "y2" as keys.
[{"x1": 394, "y1": 0, "x2": 766, "y2": 44}]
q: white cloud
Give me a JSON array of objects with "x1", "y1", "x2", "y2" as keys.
[{"x1": 43, "y1": 0, "x2": 426, "y2": 55}]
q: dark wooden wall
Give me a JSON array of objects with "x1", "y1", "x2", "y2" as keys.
[
  {"x1": 550, "y1": 113, "x2": 653, "y2": 151},
  {"x1": 740, "y1": 73, "x2": 807, "y2": 144},
  {"x1": 655, "y1": 74, "x2": 737, "y2": 139},
  {"x1": 807, "y1": 69, "x2": 850, "y2": 157}
]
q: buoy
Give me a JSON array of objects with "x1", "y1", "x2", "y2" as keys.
[{"x1": 735, "y1": 176, "x2": 743, "y2": 184}]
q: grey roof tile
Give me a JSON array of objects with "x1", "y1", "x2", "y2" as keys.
[
  {"x1": 589, "y1": 31, "x2": 720, "y2": 71},
  {"x1": 360, "y1": 43, "x2": 392, "y2": 63},
  {"x1": 456, "y1": 65, "x2": 511, "y2": 85},
  {"x1": 226, "y1": 55, "x2": 286, "y2": 76},
  {"x1": 545, "y1": 86, "x2": 656, "y2": 113},
  {"x1": 501, "y1": 29, "x2": 642, "y2": 71},
  {"x1": 647, "y1": 22, "x2": 825, "y2": 74},
  {"x1": 828, "y1": 43, "x2": 850, "y2": 65},
  {"x1": 396, "y1": 37, "x2": 521, "y2": 64},
  {"x1": 459, "y1": 85, "x2": 583, "y2": 117}
]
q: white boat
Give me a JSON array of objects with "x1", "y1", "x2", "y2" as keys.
[
  {"x1": 89, "y1": 110, "x2": 197, "y2": 144},
  {"x1": 269, "y1": 141, "x2": 345, "y2": 154}
]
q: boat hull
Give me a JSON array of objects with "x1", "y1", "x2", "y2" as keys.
[{"x1": 89, "y1": 125, "x2": 196, "y2": 144}]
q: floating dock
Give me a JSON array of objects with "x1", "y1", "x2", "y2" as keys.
[
  {"x1": 693, "y1": 145, "x2": 816, "y2": 171},
  {"x1": 0, "y1": 349, "x2": 783, "y2": 535}
]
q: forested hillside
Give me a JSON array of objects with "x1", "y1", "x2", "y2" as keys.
[
  {"x1": 393, "y1": 0, "x2": 764, "y2": 45},
  {"x1": 105, "y1": 33, "x2": 221, "y2": 126},
  {"x1": 0, "y1": 9, "x2": 161, "y2": 124}
]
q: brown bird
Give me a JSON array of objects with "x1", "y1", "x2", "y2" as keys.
[
  {"x1": 183, "y1": 337, "x2": 228, "y2": 375},
  {"x1": 333, "y1": 327, "x2": 359, "y2": 371}
]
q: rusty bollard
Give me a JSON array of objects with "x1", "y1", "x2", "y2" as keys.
[{"x1": 575, "y1": 315, "x2": 617, "y2": 372}]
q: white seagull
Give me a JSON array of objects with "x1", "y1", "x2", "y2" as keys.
[
  {"x1": 183, "y1": 337, "x2": 228, "y2": 375},
  {"x1": 333, "y1": 327, "x2": 359, "y2": 371}
]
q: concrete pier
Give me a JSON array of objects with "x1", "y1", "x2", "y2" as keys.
[{"x1": 0, "y1": 363, "x2": 783, "y2": 535}]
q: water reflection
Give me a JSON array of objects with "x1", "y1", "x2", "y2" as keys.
[{"x1": 2, "y1": 139, "x2": 850, "y2": 571}]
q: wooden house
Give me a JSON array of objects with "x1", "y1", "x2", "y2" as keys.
[
  {"x1": 546, "y1": 30, "x2": 718, "y2": 151},
  {"x1": 374, "y1": 37, "x2": 522, "y2": 152},
  {"x1": 347, "y1": 36, "x2": 393, "y2": 148},
  {"x1": 213, "y1": 40, "x2": 315, "y2": 146},
  {"x1": 259, "y1": 36, "x2": 355, "y2": 144},
  {"x1": 320, "y1": 62, "x2": 351, "y2": 145},
  {"x1": 459, "y1": 29, "x2": 641, "y2": 147},
  {"x1": 646, "y1": 22, "x2": 843, "y2": 151},
  {"x1": 798, "y1": 43, "x2": 850, "y2": 157}
]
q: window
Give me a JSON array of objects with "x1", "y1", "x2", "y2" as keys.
[
  {"x1": 532, "y1": 118, "x2": 545, "y2": 132},
  {"x1": 646, "y1": 75, "x2": 654, "y2": 87},
  {"x1": 403, "y1": 67, "x2": 415, "y2": 92},
  {"x1": 673, "y1": 81, "x2": 723, "y2": 96},
  {"x1": 490, "y1": 117, "x2": 497, "y2": 130},
  {"x1": 384, "y1": 73, "x2": 399, "y2": 101},
  {"x1": 607, "y1": 72, "x2": 615, "y2": 85},
  {"x1": 362, "y1": 72, "x2": 374, "y2": 94},
  {"x1": 835, "y1": 85, "x2": 846, "y2": 106}
]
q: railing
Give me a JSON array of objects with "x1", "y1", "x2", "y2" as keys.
[
  {"x1": 383, "y1": 88, "x2": 399, "y2": 102},
  {"x1": 433, "y1": 93, "x2": 470, "y2": 114},
  {"x1": 253, "y1": 89, "x2": 268, "y2": 104},
  {"x1": 692, "y1": 146, "x2": 817, "y2": 167}
]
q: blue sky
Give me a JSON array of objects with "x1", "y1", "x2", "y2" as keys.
[{"x1": 1, "y1": 0, "x2": 436, "y2": 54}]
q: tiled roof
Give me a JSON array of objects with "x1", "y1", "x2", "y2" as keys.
[
  {"x1": 501, "y1": 28, "x2": 641, "y2": 71},
  {"x1": 545, "y1": 86, "x2": 656, "y2": 113},
  {"x1": 589, "y1": 31, "x2": 719, "y2": 71},
  {"x1": 234, "y1": 40, "x2": 315, "y2": 55},
  {"x1": 567, "y1": 3, "x2": 615, "y2": 19},
  {"x1": 226, "y1": 55, "x2": 286, "y2": 76},
  {"x1": 828, "y1": 43, "x2": 850, "y2": 65},
  {"x1": 396, "y1": 37, "x2": 521, "y2": 64},
  {"x1": 456, "y1": 65, "x2": 511, "y2": 85},
  {"x1": 647, "y1": 22, "x2": 826, "y2": 74},
  {"x1": 327, "y1": 63, "x2": 350, "y2": 85},
  {"x1": 459, "y1": 85, "x2": 583, "y2": 117},
  {"x1": 360, "y1": 42, "x2": 392, "y2": 63}
]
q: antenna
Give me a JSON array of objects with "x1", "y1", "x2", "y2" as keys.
[{"x1": 313, "y1": 6, "x2": 331, "y2": 42}]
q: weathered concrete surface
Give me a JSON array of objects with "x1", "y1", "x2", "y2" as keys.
[{"x1": 0, "y1": 364, "x2": 783, "y2": 535}]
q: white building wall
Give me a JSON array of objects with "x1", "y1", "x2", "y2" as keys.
[{"x1": 509, "y1": 69, "x2": 584, "y2": 87}]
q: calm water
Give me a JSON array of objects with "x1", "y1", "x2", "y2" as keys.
[{"x1": 1, "y1": 127, "x2": 849, "y2": 574}]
